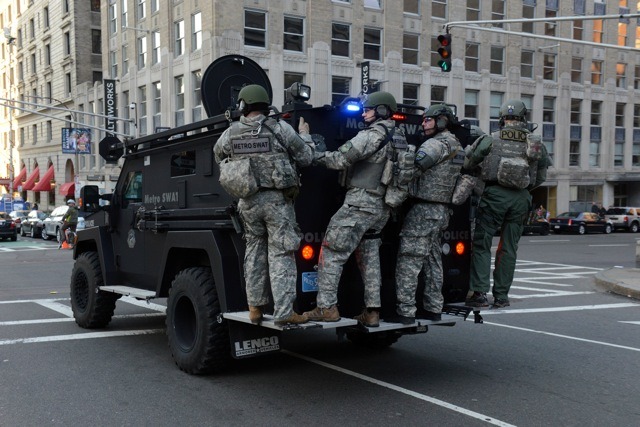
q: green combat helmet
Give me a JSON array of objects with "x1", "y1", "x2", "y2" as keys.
[
  {"x1": 423, "y1": 103, "x2": 456, "y2": 131},
  {"x1": 362, "y1": 91, "x2": 397, "y2": 117},
  {"x1": 238, "y1": 84, "x2": 270, "y2": 106},
  {"x1": 499, "y1": 99, "x2": 527, "y2": 122}
]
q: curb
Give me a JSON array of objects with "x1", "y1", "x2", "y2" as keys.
[{"x1": 594, "y1": 268, "x2": 640, "y2": 300}]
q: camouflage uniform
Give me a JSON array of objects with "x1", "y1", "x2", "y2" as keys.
[
  {"x1": 395, "y1": 130, "x2": 463, "y2": 317},
  {"x1": 214, "y1": 114, "x2": 314, "y2": 321},
  {"x1": 315, "y1": 119, "x2": 405, "y2": 309}
]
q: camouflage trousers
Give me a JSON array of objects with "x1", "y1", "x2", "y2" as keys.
[
  {"x1": 395, "y1": 202, "x2": 450, "y2": 316},
  {"x1": 238, "y1": 190, "x2": 302, "y2": 321},
  {"x1": 316, "y1": 204, "x2": 390, "y2": 308}
]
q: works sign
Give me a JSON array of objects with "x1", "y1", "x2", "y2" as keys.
[{"x1": 104, "y1": 79, "x2": 117, "y2": 137}]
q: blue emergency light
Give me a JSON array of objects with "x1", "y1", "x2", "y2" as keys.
[{"x1": 340, "y1": 97, "x2": 362, "y2": 114}]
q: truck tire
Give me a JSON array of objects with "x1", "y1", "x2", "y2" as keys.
[
  {"x1": 346, "y1": 330, "x2": 401, "y2": 349},
  {"x1": 70, "y1": 251, "x2": 119, "y2": 328},
  {"x1": 166, "y1": 267, "x2": 231, "y2": 375}
]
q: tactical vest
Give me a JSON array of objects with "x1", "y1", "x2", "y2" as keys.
[
  {"x1": 227, "y1": 117, "x2": 299, "y2": 191},
  {"x1": 347, "y1": 122, "x2": 407, "y2": 196},
  {"x1": 410, "y1": 132, "x2": 464, "y2": 203},
  {"x1": 481, "y1": 125, "x2": 538, "y2": 189}
]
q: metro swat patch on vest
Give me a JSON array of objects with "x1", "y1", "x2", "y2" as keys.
[
  {"x1": 231, "y1": 136, "x2": 271, "y2": 154},
  {"x1": 500, "y1": 128, "x2": 527, "y2": 142}
]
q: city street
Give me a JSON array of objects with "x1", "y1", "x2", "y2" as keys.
[{"x1": 0, "y1": 232, "x2": 639, "y2": 426}]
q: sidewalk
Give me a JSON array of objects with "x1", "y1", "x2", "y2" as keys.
[{"x1": 594, "y1": 268, "x2": 640, "y2": 300}]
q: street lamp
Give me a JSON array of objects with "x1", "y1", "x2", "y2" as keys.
[{"x1": 4, "y1": 28, "x2": 16, "y2": 203}]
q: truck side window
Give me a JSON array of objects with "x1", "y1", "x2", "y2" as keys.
[
  {"x1": 171, "y1": 150, "x2": 196, "y2": 177},
  {"x1": 122, "y1": 171, "x2": 143, "y2": 207}
]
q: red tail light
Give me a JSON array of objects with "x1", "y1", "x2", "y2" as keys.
[
  {"x1": 624, "y1": 216, "x2": 629, "y2": 222},
  {"x1": 301, "y1": 244, "x2": 314, "y2": 260},
  {"x1": 455, "y1": 242, "x2": 465, "y2": 255},
  {"x1": 568, "y1": 219, "x2": 572, "y2": 226}
]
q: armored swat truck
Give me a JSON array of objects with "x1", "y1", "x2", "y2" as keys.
[{"x1": 70, "y1": 55, "x2": 476, "y2": 374}]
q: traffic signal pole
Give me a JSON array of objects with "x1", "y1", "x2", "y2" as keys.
[{"x1": 442, "y1": 13, "x2": 640, "y2": 52}]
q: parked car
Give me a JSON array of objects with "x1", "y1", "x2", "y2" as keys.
[
  {"x1": 605, "y1": 207, "x2": 640, "y2": 233},
  {"x1": 41, "y1": 205, "x2": 84, "y2": 242},
  {"x1": 549, "y1": 212, "x2": 612, "y2": 235},
  {"x1": 9, "y1": 209, "x2": 30, "y2": 233},
  {"x1": 20, "y1": 210, "x2": 48, "y2": 238},
  {"x1": 0, "y1": 212, "x2": 18, "y2": 241}
]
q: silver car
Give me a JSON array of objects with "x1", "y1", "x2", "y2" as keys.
[{"x1": 605, "y1": 207, "x2": 640, "y2": 233}]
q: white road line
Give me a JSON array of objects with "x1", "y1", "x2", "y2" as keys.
[
  {"x1": 588, "y1": 244, "x2": 630, "y2": 247},
  {"x1": 619, "y1": 321, "x2": 640, "y2": 325},
  {"x1": 511, "y1": 280, "x2": 574, "y2": 287},
  {"x1": 35, "y1": 300, "x2": 74, "y2": 317},
  {"x1": 0, "y1": 329, "x2": 164, "y2": 346},
  {"x1": 516, "y1": 266, "x2": 602, "y2": 272},
  {"x1": 483, "y1": 321, "x2": 640, "y2": 352},
  {"x1": 479, "y1": 302, "x2": 638, "y2": 315},
  {"x1": 283, "y1": 350, "x2": 516, "y2": 427},
  {"x1": 0, "y1": 298, "x2": 69, "y2": 304},
  {"x1": 509, "y1": 291, "x2": 596, "y2": 299},
  {"x1": 0, "y1": 313, "x2": 164, "y2": 326}
]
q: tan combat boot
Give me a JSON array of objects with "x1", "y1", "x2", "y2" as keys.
[
  {"x1": 248, "y1": 306, "x2": 263, "y2": 324},
  {"x1": 274, "y1": 312, "x2": 308, "y2": 326},
  {"x1": 303, "y1": 305, "x2": 340, "y2": 322},
  {"x1": 354, "y1": 308, "x2": 380, "y2": 327}
]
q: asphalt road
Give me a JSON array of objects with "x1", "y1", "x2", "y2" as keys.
[{"x1": 1, "y1": 232, "x2": 639, "y2": 426}]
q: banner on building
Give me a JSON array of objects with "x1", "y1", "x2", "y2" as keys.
[
  {"x1": 104, "y1": 79, "x2": 117, "y2": 137},
  {"x1": 62, "y1": 128, "x2": 92, "y2": 154}
]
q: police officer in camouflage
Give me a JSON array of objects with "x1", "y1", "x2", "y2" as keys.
[
  {"x1": 303, "y1": 92, "x2": 408, "y2": 327},
  {"x1": 392, "y1": 104, "x2": 464, "y2": 324},
  {"x1": 465, "y1": 99, "x2": 551, "y2": 308},
  {"x1": 214, "y1": 84, "x2": 315, "y2": 326}
]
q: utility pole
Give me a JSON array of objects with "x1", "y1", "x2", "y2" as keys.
[{"x1": 4, "y1": 28, "x2": 16, "y2": 208}]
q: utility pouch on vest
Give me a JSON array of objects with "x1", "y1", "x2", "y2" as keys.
[
  {"x1": 271, "y1": 157, "x2": 299, "y2": 190},
  {"x1": 451, "y1": 174, "x2": 477, "y2": 205},
  {"x1": 380, "y1": 159, "x2": 394, "y2": 186},
  {"x1": 526, "y1": 134, "x2": 544, "y2": 161},
  {"x1": 219, "y1": 157, "x2": 259, "y2": 198},
  {"x1": 497, "y1": 157, "x2": 530, "y2": 189}
]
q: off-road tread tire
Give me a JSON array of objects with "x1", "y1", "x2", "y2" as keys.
[
  {"x1": 166, "y1": 267, "x2": 231, "y2": 375},
  {"x1": 346, "y1": 330, "x2": 401, "y2": 349},
  {"x1": 70, "y1": 251, "x2": 118, "y2": 328}
]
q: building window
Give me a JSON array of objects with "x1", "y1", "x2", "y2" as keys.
[
  {"x1": 138, "y1": 86, "x2": 147, "y2": 136},
  {"x1": 522, "y1": 3, "x2": 535, "y2": 33},
  {"x1": 44, "y1": 44, "x2": 51, "y2": 66},
  {"x1": 591, "y1": 61, "x2": 603, "y2": 85},
  {"x1": 431, "y1": 86, "x2": 446, "y2": 104},
  {"x1": 245, "y1": 9, "x2": 266, "y2": 48},
  {"x1": 491, "y1": 0, "x2": 505, "y2": 27},
  {"x1": 545, "y1": 7, "x2": 557, "y2": 37},
  {"x1": 634, "y1": 104, "x2": 640, "y2": 127},
  {"x1": 137, "y1": 0, "x2": 146, "y2": 20},
  {"x1": 543, "y1": 54, "x2": 556, "y2": 81},
  {"x1": 403, "y1": 33, "x2": 419, "y2": 65},
  {"x1": 490, "y1": 46, "x2": 504, "y2": 75},
  {"x1": 137, "y1": 36, "x2": 147, "y2": 69},
  {"x1": 92, "y1": 30, "x2": 101, "y2": 54},
  {"x1": 616, "y1": 103, "x2": 625, "y2": 127},
  {"x1": 175, "y1": 76, "x2": 185, "y2": 127},
  {"x1": 332, "y1": 23, "x2": 350, "y2": 57},
  {"x1": 93, "y1": 71, "x2": 102, "y2": 84},
  {"x1": 44, "y1": 7, "x2": 50, "y2": 28},
  {"x1": 65, "y1": 72, "x2": 72, "y2": 96},
  {"x1": 331, "y1": 77, "x2": 350, "y2": 105},
  {"x1": 569, "y1": 141, "x2": 580, "y2": 167},
  {"x1": 615, "y1": 141, "x2": 625, "y2": 167},
  {"x1": 464, "y1": 90, "x2": 479, "y2": 119},
  {"x1": 616, "y1": 63, "x2": 627, "y2": 88},
  {"x1": 110, "y1": 51, "x2": 117, "y2": 78},
  {"x1": 591, "y1": 101, "x2": 602, "y2": 126},
  {"x1": 633, "y1": 141, "x2": 640, "y2": 167},
  {"x1": 590, "y1": 142, "x2": 601, "y2": 167},
  {"x1": 151, "y1": 0, "x2": 159, "y2": 13},
  {"x1": 152, "y1": 31, "x2": 161, "y2": 64},
  {"x1": 570, "y1": 99, "x2": 581, "y2": 124},
  {"x1": 432, "y1": 0, "x2": 446, "y2": 19},
  {"x1": 152, "y1": 81, "x2": 161, "y2": 131},
  {"x1": 174, "y1": 20, "x2": 185, "y2": 56},
  {"x1": 403, "y1": 83, "x2": 419, "y2": 105},
  {"x1": 618, "y1": 22, "x2": 628, "y2": 47},
  {"x1": 64, "y1": 32, "x2": 71, "y2": 56},
  {"x1": 364, "y1": 27, "x2": 381, "y2": 61},
  {"x1": 122, "y1": 45, "x2": 129, "y2": 76},
  {"x1": 430, "y1": 36, "x2": 439, "y2": 66},
  {"x1": 404, "y1": 0, "x2": 419, "y2": 14},
  {"x1": 522, "y1": 94, "x2": 534, "y2": 122},
  {"x1": 521, "y1": 50, "x2": 534, "y2": 78},
  {"x1": 122, "y1": 0, "x2": 128, "y2": 27},
  {"x1": 465, "y1": 43, "x2": 479, "y2": 72},
  {"x1": 543, "y1": 97, "x2": 555, "y2": 123},
  {"x1": 467, "y1": 0, "x2": 480, "y2": 21},
  {"x1": 192, "y1": 12, "x2": 202, "y2": 52},
  {"x1": 490, "y1": 92, "x2": 503, "y2": 119},
  {"x1": 593, "y1": 19, "x2": 603, "y2": 44},
  {"x1": 46, "y1": 121, "x2": 52, "y2": 142},
  {"x1": 571, "y1": 57, "x2": 582, "y2": 83},
  {"x1": 635, "y1": 65, "x2": 640, "y2": 89},
  {"x1": 109, "y1": 3, "x2": 117, "y2": 34},
  {"x1": 192, "y1": 70, "x2": 202, "y2": 122},
  {"x1": 284, "y1": 16, "x2": 304, "y2": 52},
  {"x1": 573, "y1": 19, "x2": 583, "y2": 40}
]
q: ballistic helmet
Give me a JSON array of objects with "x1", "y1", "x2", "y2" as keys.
[
  {"x1": 362, "y1": 91, "x2": 398, "y2": 116},
  {"x1": 423, "y1": 104, "x2": 456, "y2": 131},
  {"x1": 499, "y1": 99, "x2": 527, "y2": 122},
  {"x1": 238, "y1": 84, "x2": 270, "y2": 106},
  {"x1": 67, "y1": 199, "x2": 76, "y2": 205}
]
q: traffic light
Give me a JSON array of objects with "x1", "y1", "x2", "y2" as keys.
[{"x1": 437, "y1": 34, "x2": 452, "y2": 72}]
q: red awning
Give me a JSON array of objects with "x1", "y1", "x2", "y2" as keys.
[
  {"x1": 32, "y1": 165, "x2": 56, "y2": 192},
  {"x1": 12, "y1": 167, "x2": 27, "y2": 189},
  {"x1": 21, "y1": 167, "x2": 40, "y2": 191},
  {"x1": 58, "y1": 181, "x2": 75, "y2": 196}
]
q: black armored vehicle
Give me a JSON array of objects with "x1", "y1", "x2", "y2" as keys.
[{"x1": 70, "y1": 55, "x2": 476, "y2": 374}]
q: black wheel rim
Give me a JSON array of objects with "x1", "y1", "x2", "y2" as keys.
[{"x1": 173, "y1": 295, "x2": 197, "y2": 352}]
